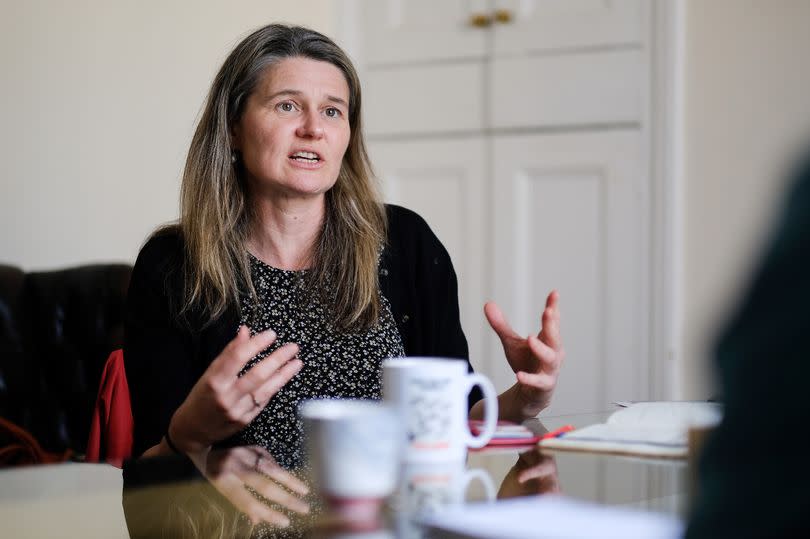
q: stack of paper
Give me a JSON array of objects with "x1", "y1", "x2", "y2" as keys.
[
  {"x1": 419, "y1": 495, "x2": 684, "y2": 539},
  {"x1": 539, "y1": 401, "x2": 722, "y2": 458},
  {"x1": 469, "y1": 421, "x2": 541, "y2": 446}
]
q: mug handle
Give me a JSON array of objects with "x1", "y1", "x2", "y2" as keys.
[
  {"x1": 462, "y1": 468, "x2": 496, "y2": 502},
  {"x1": 464, "y1": 373, "x2": 498, "y2": 448}
]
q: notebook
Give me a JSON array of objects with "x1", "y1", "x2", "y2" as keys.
[{"x1": 539, "y1": 401, "x2": 723, "y2": 458}]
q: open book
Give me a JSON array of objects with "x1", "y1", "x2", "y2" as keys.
[{"x1": 539, "y1": 401, "x2": 723, "y2": 458}]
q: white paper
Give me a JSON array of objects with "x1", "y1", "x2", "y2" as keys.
[
  {"x1": 419, "y1": 495, "x2": 684, "y2": 539},
  {"x1": 605, "y1": 402, "x2": 722, "y2": 429},
  {"x1": 540, "y1": 401, "x2": 722, "y2": 457}
]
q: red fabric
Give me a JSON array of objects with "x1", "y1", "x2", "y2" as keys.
[
  {"x1": 0, "y1": 417, "x2": 72, "y2": 467},
  {"x1": 86, "y1": 349, "x2": 133, "y2": 467}
]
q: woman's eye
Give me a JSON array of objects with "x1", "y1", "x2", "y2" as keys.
[
  {"x1": 277, "y1": 102, "x2": 295, "y2": 112},
  {"x1": 325, "y1": 107, "x2": 342, "y2": 118}
]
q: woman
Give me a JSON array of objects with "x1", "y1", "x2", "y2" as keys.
[{"x1": 124, "y1": 23, "x2": 563, "y2": 474}]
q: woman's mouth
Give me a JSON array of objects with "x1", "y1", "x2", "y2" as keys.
[{"x1": 290, "y1": 150, "x2": 321, "y2": 163}]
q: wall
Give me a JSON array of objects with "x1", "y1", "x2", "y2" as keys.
[
  {"x1": 5, "y1": 1, "x2": 810, "y2": 402},
  {"x1": 0, "y1": 0, "x2": 335, "y2": 270},
  {"x1": 679, "y1": 0, "x2": 810, "y2": 398}
]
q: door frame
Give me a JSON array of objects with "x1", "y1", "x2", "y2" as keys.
[{"x1": 648, "y1": 0, "x2": 685, "y2": 400}]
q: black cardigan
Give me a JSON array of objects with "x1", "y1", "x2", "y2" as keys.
[{"x1": 124, "y1": 204, "x2": 481, "y2": 457}]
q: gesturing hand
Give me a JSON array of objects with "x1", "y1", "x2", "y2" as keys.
[
  {"x1": 169, "y1": 326, "x2": 303, "y2": 454},
  {"x1": 203, "y1": 446, "x2": 310, "y2": 528},
  {"x1": 485, "y1": 290, "x2": 564, "y2": 417}
]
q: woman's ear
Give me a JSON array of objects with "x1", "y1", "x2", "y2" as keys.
[{"x1": 230, "y1": 122, "x2": 242, "y2": 151}]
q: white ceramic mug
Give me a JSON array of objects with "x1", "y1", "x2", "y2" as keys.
[
  {"x1": 299, "y1": 399, "x2": 401, "y2": 502},
  {"x1": 382, "y1": 357, "x2": 498, "y2": 461}
]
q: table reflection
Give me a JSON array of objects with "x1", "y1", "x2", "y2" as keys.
[
  {"x1": 118, "y1": 415, "x2": 687, "y2": 538},
  {"x1": 123, "y1": 447, "x2": 315, "y2": 538},
  {"x1": 123, "y1": 448, "x2": 561, "y2": 538},
  {"x1": 497, "y1": 448, "x2": 561, "y2": 499}
]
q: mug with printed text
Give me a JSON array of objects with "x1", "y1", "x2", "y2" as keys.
[{"x1": 382, "y1": 357, "x2": 498, "y2": 461}]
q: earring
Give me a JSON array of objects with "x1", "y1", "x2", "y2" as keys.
[{"x1": 231, "y1": 151, "x2": 237, "y2": 164}]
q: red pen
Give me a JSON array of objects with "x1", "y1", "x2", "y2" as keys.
[{"x1": 540, "y1": 424, "x2": 575, "y2": 440}]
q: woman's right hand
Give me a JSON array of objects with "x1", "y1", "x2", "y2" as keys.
[{"x1": 167, "y1": 326, "x2": 302, "y2": 454}]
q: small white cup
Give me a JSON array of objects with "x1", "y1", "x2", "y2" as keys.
[
  {"x1": 382, "y1": 357, "x2": 498, "y2": 461},
  {"x1": 299, "y1": 399, "x2": 401, "y2": 502}
]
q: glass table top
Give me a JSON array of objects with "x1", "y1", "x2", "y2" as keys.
[{"x1": 0, "y1": 410, "x2": 690, "y2": 538}]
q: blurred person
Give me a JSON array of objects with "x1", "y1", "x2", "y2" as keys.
[
  {"x1": 686, "y1": 149, "x2": 810, "y2": 537},
  {"x1": 124, "y1": 22, "x2": 564, "y2": 493}
]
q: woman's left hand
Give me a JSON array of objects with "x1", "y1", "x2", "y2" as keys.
[
  {"x1": 485, "y1": 290, "x2": 564, "y2": 417},
  {"x1": 498, "y1": 448, "x2": 561, "y2": 499}
]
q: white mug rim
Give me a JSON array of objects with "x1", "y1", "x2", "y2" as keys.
[
  {"x1": 299, "y1": 398, "x2": 390, "y2": 421},
  {"x1": 382, "y1": 357, "x2": 468, "y2": 372}
]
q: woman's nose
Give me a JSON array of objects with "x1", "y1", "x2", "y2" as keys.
[{"x1": 296, "y1": 110, "x2": 324, "y2": 139}]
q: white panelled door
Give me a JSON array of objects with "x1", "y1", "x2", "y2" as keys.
[
  {"x1": 351, "y1": 0, "x2": 655, "y2": 417},
  {"x1": 491, "y1": 131, "x2": 650, "y2": 415},
  {"x1": 489, "y1": 49, "x2": 643, "y2": 129},
  {"x1": 362, "y1": 0, "x2": 490, "y2": 65},
  {"x1": 491, "y1": 0, "x2": 643, "y2": 55},
  {"x1": 368, "y1": 138, "x2": 490, "y2": 373},
  {"x1": 364, "y1": 62, "x2": 485, "y2": 136}
]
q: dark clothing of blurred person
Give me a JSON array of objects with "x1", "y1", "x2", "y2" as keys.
[{"x1": 686, "y1": 151, "x2": 810, "y2": 537}]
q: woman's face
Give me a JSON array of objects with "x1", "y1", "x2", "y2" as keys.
[{"x1": 232, "y1": 57, "x2": 351, "y2": 200}]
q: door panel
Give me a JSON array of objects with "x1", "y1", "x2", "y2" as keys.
[
  {"x1": 369, "y1": 138, "x2": 489, "y2": 371},
  {"x1": 491, "y1": 0, "x2": 642, "y2": 55},
  {"x1": 490, "y1": 49, "x2": 642, "y2": 128},
  {"x1": 492, "y1": 131, "x2": 649, "y2": 415},
  {"x1": 361, "y1": 0, "x2": 490, "y2": 65},
  {"x1": 365, "y1": 63, "x2": 485, "y2": 136}
]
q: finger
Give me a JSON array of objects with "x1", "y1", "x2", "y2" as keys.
[
  {"x1": 516, "y1": 370, "x2": 557, "y2": 394},
  {"x1": 243, "y1": 472, "x2": 310, "y2": 514},
  {"x1": 232, "y1": 357, "x2": 303, "y2": 419},
  {"x1": 538, "y1": 292, "x2": 562, "y2": 349},
  {"x1": 235, "y1": 342, "x2": 301, "y2": 395},
  {"x1": 244, "y1": 358, "x2": 304, "y2": 412},
  {"x1": 484, "y1": 302, "x2": 522, "y2": 341},
  {"x1": 526, "y1": 336, "x2": 565, "y2": 372},
  {"x1": 216, "y1": 326, "x2": 279, "y2": 378},
  {"x1": 527, "y1": 335, "x2": 563, "y2": 373},
  {"x1": 226, "y1": 480, "x2": 293, "y2": 527},
  {"x1": 244, "y1": 501, "x2": 292, "y2": 528},
  {"x1": 517, "y1": 459, "x2": 558, "y2": 483},
  {"x1": 240, "y1": 447, "x2": 310, "y2": 496},
  {"x1": 233, "y1": 328, "x2": 280, "y2": 369},
  {"x1": 257, "y1": 461, "x2": 310, "y2": 496},
  {"x1": 545, "y1": 290, "x2": 560, "y2": 312}
]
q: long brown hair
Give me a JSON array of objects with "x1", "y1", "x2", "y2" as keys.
[{"x1": 174, "y1": 24, "x2": 386, "y2": 329}]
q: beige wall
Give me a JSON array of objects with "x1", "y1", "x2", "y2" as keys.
[
  {"x1": 0, "y1": 0, "x2": 335, "y2": 270},
  {"x1": 5, "y1": 1, "x2": 810, "y2": 402},
  {"x1": 680, "y1": 0, "x2": 810, "y2": 397}
]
